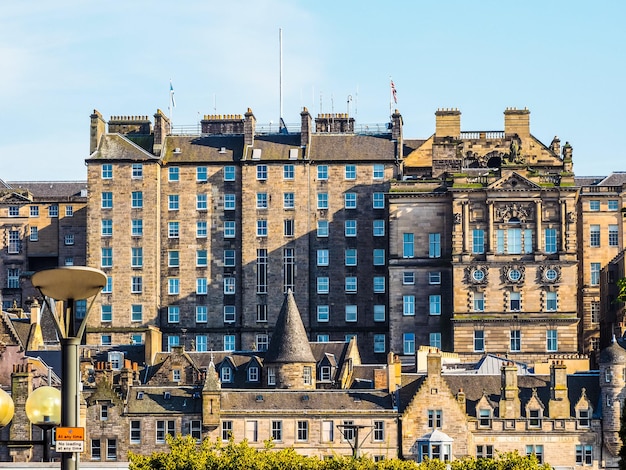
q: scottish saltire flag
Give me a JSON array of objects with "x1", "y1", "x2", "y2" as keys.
[{"x1": 169, "y1": 80, "x2": 176, "y2": 108}]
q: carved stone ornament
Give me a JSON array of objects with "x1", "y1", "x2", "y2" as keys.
[
  {"x1": 539, "y1": 265, "x2": 561, "y2": 284},
  {"x1": 495, "y1": 203, "x2": 534, "y2": 223},
  {"x1": 567, "y1": 211, "x2": 577, "y2": 223},
  {"x1": 453, "y1": 213, "x2": 462, "y2": 224},
  {"x1": 465, "y1": 265, "x2": 489, "y2": 284},
  {"x1": 501, "y1": 264, "x2": 526, "y2": 284}
]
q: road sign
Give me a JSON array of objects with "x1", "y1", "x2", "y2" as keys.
[
  {"x1": 56, "y1": 427, "x2": 84, "y2": 440},
  {"x1": 56, "y1": 440, "x2": 84, "y2": 453}
]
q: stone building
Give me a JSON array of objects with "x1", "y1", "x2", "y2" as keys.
[{"x1": 0, "y1": 180, "x2": 87, "y2": 310}]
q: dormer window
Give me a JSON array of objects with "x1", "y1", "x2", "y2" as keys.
[
  {"x1": 478, "y1": 409, "x2": 492, "y2": 428},
  {"x1": 248, "y1": 366, "x2": 259, "y2": 382},
  {"x1": 528, "y1": 409, "x2": 542, "y2": 428},
  {"x1": 221, "y1": 366, "x2": 232, "y2": 383},
  {"x1": 267, "y1": 367, "x2": 276, "y2": 386},
  {"x1": 577, "y1": 409, "x2": 590, "y2": 428},
  {"x1": 320, "y1": 366, "x2": 332, "y2": 382},
  {"x1": 172, "y1": 369, "x2": 181, "y2": 382}
]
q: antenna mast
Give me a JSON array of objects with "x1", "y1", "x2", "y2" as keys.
[{"x1": 279, "y1": 28, "x2": 283, "y2": 123}]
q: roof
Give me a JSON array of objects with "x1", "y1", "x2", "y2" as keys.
[
  {"x1": 309, "y1": 134, "x2": 397, "y2": 162},
  {"x1": 264, "y1": 290, "x2": 315, "y2": 364},
  {"x1": 126, "y1": 386, "x2": 203, "y2": 414},
  {"x1": 89, "y1": 134, "x2": 158, "y2": 162},
  {"x1": 163, "y1": 135, "x2": 244, "y2": 163},
  {"x1": 6, "y1": 181, "x2": 87, "y2": 199}
]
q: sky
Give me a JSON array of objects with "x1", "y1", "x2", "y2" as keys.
[{"x1": 1, "y1": 0, "x2": 625, "y2": 181}]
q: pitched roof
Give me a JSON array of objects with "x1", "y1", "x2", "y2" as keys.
[
  {"x1": 7, "y1": 181, "x2": 87, "y2": 199},
  {"x1": 264, "y1": 290, "x2": 315, "y2": 364}
]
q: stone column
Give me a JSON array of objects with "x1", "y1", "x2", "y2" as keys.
[{"x1": 535, "y1": 200, "x2": 542, "y2": 253}]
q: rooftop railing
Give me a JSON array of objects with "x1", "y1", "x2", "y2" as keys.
[{"x1": 170, "y1": 122, "x2": 392, "y2": 136}]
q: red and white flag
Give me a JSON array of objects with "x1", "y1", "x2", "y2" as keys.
[{"x1": 390, "y1": 79, "x2": 397, "y2": 104}]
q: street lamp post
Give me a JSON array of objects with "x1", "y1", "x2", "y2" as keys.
[{"x1": 31, "y1": 267, "x2": 106, "y2": 470}]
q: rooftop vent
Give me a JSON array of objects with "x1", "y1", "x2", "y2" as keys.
[
  {"x1": 219, "y1": 147, "x2": 227, "y2": 153},
  {"x1": 137, "y1": 391, "x2": 144, "y2": 400},
  {"x1": 164, "y1": 391, "x2": 171, "y2": 400},
  {"x1": 256, "y1": 395, "x2": 264, "y2": 402},
  {"x1": 289, "y1": 148, "x2": 298, "y2": 160},
  {"x1": 301, "y1": 395, "x2": 309, "y2": 401},
  {"x1": 173, "y1": 148, "x2": 181, "y2": 154},
  {"x1": 252, "y1": 148, "x2": 262, "y2": 160}
]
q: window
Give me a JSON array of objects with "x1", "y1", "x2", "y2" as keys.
[
  {"x1": 101, "y1": 305, "x2": 112, "y2": 322},
  {"x1": 403, "y1": 272, "x2": 415, "y2": 284},
  {"x1": 100, "y1": 219, "x2": 112, "y2": 237},
  {"x1": 30, "y1": 206, "x2": 39, "y2": 217},
  {"x1": 609, "y1": 225, "x2": 619, "y2": 246},
  {"x1": 193, "y1": 166, "x2": 207, "y2": 182},
  {"x1": 403, "y1": 296, "x2": 415, "y2": 316},
  {"x1": 256, "y1": 304, "x2": 267, "y2": 322},
  {"x1": 345, "y1": 220, "x2": 357, "y2": 237},
  {"x1": 546, "y1": 291, "x2": 557, "y2": 311},
  {"x1": 317, "y1": 249, "x2": 329, "y2": 266},
  {"x1": 374, "y1": 305, "x2": 386, "y2": 322},
  {"x1": 101, "y1": 192, "x2": 113, "y2": 209},
  {"x1": 472, "y1": 229, "x2": 485, "y2": 254},
  {"x1": 345, "y1": 305, "x2": 357, "y2": 322},
  {"x1": 283, "y1": 248, "x2": 295, "y2": 293},
  {"x1": 544, "y1": 228, "x2": 557, "y2": 253},
  {"x1": 374, "y1": 334, "x2": 386, "y2": 353},
  {"x1": 546, "y1": 329, "x2": 558, "y2": 352},
  {"x1": 197, "y1": 250, "x2": 208, "y2": 267},
  {"x1": 590, "y1": 224, "x2": 600, "y2": 247},
  {"x1": 248, "y1": 367, "x2": 259, "y2": 383},
  {"x1": 317, "y1": 192, "x2": 329, "y2": 209},
  {"x1": 271, "y1": 421, "x2": 283, "y2": 441},
  {"x1": 429, "y1": 233, "x2": 441, "y2": 258},
  {"x1": 100, "y1": 404, "x2": 109, "y2": 420},
  {"x1": 101, "y1": 248, "x2": 113, "y2": 267},
  {"x1": 168, "y1": 336, "x2": 179, "y2": 351},
  {"x1": 526, "y1": 445, "x2": 543, "y2": 464},
  {"x1": 591, "y1": 301, "x2": 600, "y2": 323},
  {"x1": 345, "y1": 164, "x2": 356, "y2": 180},
  {"x1": 297, "y1": 421, "x2": 309, "y2": 441},
  {"x1": 303, "y1": 366, "x2": 312, "y2": 385},
  {"x1": 256, "y1": 220, "x2": 267, "y2": 237},
  {"x1": 224, "y1": 194, "x2": 235, "y2": 210},
  {"x1": 6, "y1": 268, "x2": 19, "y2": 288},
  {"x1": 190, "y1": 420, "x2": 202, "y2": 441},
  {"x1": 168, "y1": 278, "x2": 180, "y2": 295},
  {"x1": 510, "y1": 330, "x2": 521, "y2": 352},
  {"x1": 373, "y1": 249, "x2": 385, "y2": 265},
  {"x1": 322, "y1": 420, "x2": 334, "y2": 442},
  {"x1": 256, "y1": 192, "x2": 268, "y2": 209},
  {"x1": 429, "y1": 295, "x2": 441, "y2": 315},
  {"x1": 156, "y1": 420, "x2": 176, "y2": 443},
  {"x1": 528, "y1": 410, "x2": 542, "y2": 429},
  {"x1": 8, "y1": 231, "x2": 20, "y2": 254},
  {"x1": 428, "y1": 409, "x2": 442, "y2": 428},
  {"x1": 48, "y1": 204, "x2": 59, "y2": 217},
  {"x1": 222, "y1": 421, "x2": 233, "y2": 440},
  {"x1": 132, "y1": 219, "x2": 143, "y2": 236},
  {"x1": 317, "y1": 305, "x2": 329, "y2": 322},
  {"x1": 283, "y1": 164, "x2": 294, "y2": 179},
  {"x1": 345, "y1": 277, "x2": 357, "y2": 293},
  {"x1": 196, "y1": 278, "x2": 208, "y2": 295},
  {"x1": 576, "y1": 445, "x2": 593, "y2": 466},
  {"x1": 283, "y1": 192, "x2": 295, "y2": 209},
  {"x1": 609, "y1": 200, "x2": 619, "y2": 211},
  {"x1": 132, "y1": 191, "x2": 143, "y2": 208},
  {"x1": 403, "y1": 333, "x2": 415, "y2": 354},
  {"x1": 373, "y1": 276, "x2": 385, "y2": 293},
  {"x1": 317, "y1": 334, "x2": 329, "y2": 342},
  {"x1": 403, "y1": 233, "x2": 414, "y2": 258},
  {"x1": 224, "y1": 335, "x2": 235, "y2": 351},
  {"x1": 224, "y1": 221, "x2": 235, "y2": 238},
  {"x1": 64, "y1": 257, "x2": 74, "y2": 266},
  {"x1": 91, "y1": 439, "x2": 101, "y2": 460},
  {"x1": 372, "y1": 192, "x2": 385, "y2": 209},
  {"x1": 256, "y1": 249, "x2": 268, "y2": 293},
  {"x1": 196, "y1": 335, "x2": 207, "y2": 352},
  {"x1": 256, "y1": 164, "x2": 268, "y2": 180},
  {"x1": 476, "y1": 445, "x2": 493, "y2": 459},
  {"x1": 578, "y1": 408, "x2": 591, "y2": 428},
  {"x1": 196, "y1": 306, "x2": 208, "y2": 323},
  {"x1": 130, "y1": 421, "x2": 141, "y2": 444},
  {"x1": 224, "y1": 166, "x2": 235, "y2": 181},
  {"x1": 256, "y1": 334, "x2": 269, "y2": 352},
  {"x1": 224, "y1": 250, "x2": 236, "y2": 267},
  {"x1": 168, "y1": 194, "x2": 179, "y2": 211},
  {"x1": 101, "y1": 335, "x2": 112, "y2": 345},
  {"x1": 224, "y1": 277, "x2": 236, "y2": 294},
  {"x1": 429, "y1": 332, "x2": 441, "y2": 349},
  {"x1": 345, "y1": 192, "x2": 357, "y2": 209},
  {"x1": 102, "y1": 164, "x2": 112, "y2": 179},
  {"x1": 196, "y1": 194, "x2": 208, "y2": 211},
  {"x1": 474, "y1": 330, "x2": 485, "y2": 352},
  {"x1": 168, "y1": 306, "x2": 180, "y2": 323},
  {"x1": 8, "y1": 206, "x2": 19, "y2": 217},
  {"x1": 221, "y1": 367, "x2": 232, "y2": 383},
  {"x1": 345, "y1": 249, "x2": 357, "y2": 266},
  {"x1": 510, "y1": 291, "x2": 521, "y2": 311},
  {"x1": 267, "y1": 367, "x2": 276, "y2": 385},
  {"x1": 317, "y1": 220, "x2": 329, "y2": 237},
  {"x1": 106, "y1": 438, "x2": 117, "y2": 460},
  {"x1": 341, "y1": 420, "x2": 355, "y2": 442},
  {"x1": 168, "y1": 221, "x2": 180, "y2": 238},
  {"x1": 473, "y1": 292, "x2": 485, "y2": 311},
  {"x1": 224, "y1": 306, "x2": 235, "y2": 323},
  {"x1": 283, "y1": 219, "x2": 294, "y2": 237},
  {"x1": 317, "y1": 165, "x2": 328, "y2": 180},
  {"x1": 168, "y1": 167, "x2": 179, "y2": 182},
  {"x1": 373, "y1": 219, "x2": 385, "y2": 236},
  {"x1": 591, "y1": 262, "x2": 601, "y2": 286},
  {"x1": 129, "y1": 247, "x2": 142, "y2": 267},
  {"x1": 132, "y1": 163, "x2": 143, "y2": 179},
  {"x1": 589, "y1": 200, "x2": 600, "y2": 211},
  {"x1": 131, "y1": 334, "x2": 143, "y2": 345},
  {"x1": 131, "y1": 305, "x2": 142, "y2": 322},
  {"x1": 30, "y1": 226, "x2": 38, "y2": 241},
  {"x1": 373, "y1": 164, "x2": 384, "y2": 179},
  {"x1": 102, "y1": 277, "x2": 112, "y2": 294},
  {"x1": 317, "y1": 277, "x2": 329, "y2": 294}
]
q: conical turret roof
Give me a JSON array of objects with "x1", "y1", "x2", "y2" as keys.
[{"x1": 265, "y1": 290, "x2": 315, "y2": 364}]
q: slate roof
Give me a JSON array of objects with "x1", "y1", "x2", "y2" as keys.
[
  {"x1": 89, "y1": 134, "x2": 158, "y2": 161},
  {"x1": 598, "y1": 172, "x2": 626, "y2": 186},
  {"x1": 163, "y1": 135, "x2": 244, "y2": 163},
  {"x1": 126, "y1": 386, "x2": 203, "y2": 415},
  {"x1": 264, "y1": 290, "x2": 315, "y2": 364},
  {"x1": 7, "y1": 181, "x2": 87, "y2": 199},
  {"x1": 309, "y1": 134, "x2": 397, "y2": 162},
  {"x1": 219, "y1": 389, "x2": 393, "y2": 413}
]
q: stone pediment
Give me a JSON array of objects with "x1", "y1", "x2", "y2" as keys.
[
  {"x1": 0, "y1": 191, "x2": 32, "y2": 204},
  {"x1": 488, "y1": 172, "x2": 541, "y2": 191}
]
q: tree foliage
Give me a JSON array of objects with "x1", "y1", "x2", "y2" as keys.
[
  {"x1": 617, "y1": 278, "x2": 626, "y2": 304},
  {"x1": 129, "y1": 436, "x2": 551, "y2": 470}
]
